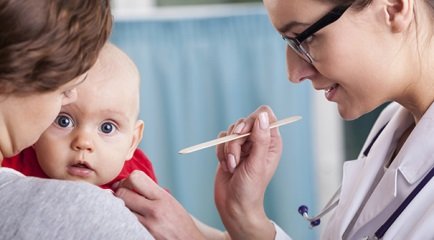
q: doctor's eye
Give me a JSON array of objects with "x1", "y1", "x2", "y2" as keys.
[
  {"x1": 54, "y1": 114, "x2": 74, "y2": 128},
  {"x1": 99, "y1": 121, "x2": 117, "y2": 135},
  {"x1": 305, "y1": 35, "x2": 315, "y2": 44},
  {"x1": 301, "y1": 35, "x2": 315, "y2": 50}
]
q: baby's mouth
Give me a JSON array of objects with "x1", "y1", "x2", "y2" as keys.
[
  {"x1": 71, "y1": 161, "x2": 92, "y2": 170},
  {"x1": 67, "y1": 161, "x2": 95, "y2": 177}
]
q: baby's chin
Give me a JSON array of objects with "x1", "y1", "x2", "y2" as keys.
[{"x1": 51, "y1": 171, "x2": 100, "y2": 186}]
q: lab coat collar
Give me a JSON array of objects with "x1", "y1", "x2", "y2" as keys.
[
  {"x1": 323, "y1": 102, "x2": 434, "y2": 239},
  {"x1": 335, "y1": 104, "x2": 413, "y2": 238},
  {"x1": 351, "y1": 103, "x2": 434, "y2": 237},
  {"x1": 397, "y1": 101, "x2": 434, "y2": 184}
]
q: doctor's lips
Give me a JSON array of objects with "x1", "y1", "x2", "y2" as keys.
[
  {"x1": 325, "y1": 83, "x2": 338, "y2": 93},
  {"x1": 178, "y1": 115, "x2": 302, "y2": 154},
  {"x1": 325, "y1": 84, "x2": 339, "y2": 101}
]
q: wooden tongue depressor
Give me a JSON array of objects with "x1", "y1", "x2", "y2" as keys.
[{"x1": 178, "y1": 115, "x2": 302, "y2": 154}]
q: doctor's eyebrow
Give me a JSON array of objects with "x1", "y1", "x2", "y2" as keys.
[{"x1": 277, "y1": 21, "x2": 310, "y2": 34}]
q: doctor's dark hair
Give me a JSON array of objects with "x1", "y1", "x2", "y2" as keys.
[
  {"x1": 0, "y1": 0, "x2": 112, "y2": 95},
  {"x1": 326, "y1": 0, "x2": 434, "y2": 12}
]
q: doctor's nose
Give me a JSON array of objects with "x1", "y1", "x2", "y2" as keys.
[
  {"x1": 286, "y1": 46, "x2": 316, "y2": 83},
  {"x1": 71, "y1": 130, "x2": 94, "y2": 152}
]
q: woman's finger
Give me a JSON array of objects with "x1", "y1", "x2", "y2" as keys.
[
  {"x1": 216, "y1": 131, "x2": 229, "y2": 172},
  {"x1": 115, "y1": 186, "x2": 153, "y2": 215},
  {"x1": 116, "y1": 170, "x2": 162, "y2": 200}
]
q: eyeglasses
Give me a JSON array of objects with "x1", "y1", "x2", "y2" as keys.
[{"x1": 282, "y1": 4, "x2": 352, "y2": 64}]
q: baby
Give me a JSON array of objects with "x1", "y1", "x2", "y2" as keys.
[{"x1": 3, "y1": 43, "x2": 157, "y2": 189}]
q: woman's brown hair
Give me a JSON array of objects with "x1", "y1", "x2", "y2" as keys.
[{"x1": 0, "y1": 0, "x2": 112, "y2": 94}]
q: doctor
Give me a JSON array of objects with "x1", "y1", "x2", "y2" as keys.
[
  {"x1": 114, "y1": 0, "x2": 434, "y2": 239},
  {"x1": 214, "y1": 0, "x2": 434, "y2": 239}
]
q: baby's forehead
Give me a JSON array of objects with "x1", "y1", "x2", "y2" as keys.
[
  {"x1": 84, "y1": 47, "x2": 139, "y2": 87},
  {"x1": 64, "y1": 94, "x2": 139, "y2": 125},
  {"x1": 75, "y1": 74, "x2": 139, "y2": 117},
  {"x1": 75, "y1": 43, "x2": 141, "y2": 118}
]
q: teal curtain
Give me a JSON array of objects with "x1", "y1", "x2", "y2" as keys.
[{"x1": 111, "y1": 10, "x2": 317, "y2": 240}]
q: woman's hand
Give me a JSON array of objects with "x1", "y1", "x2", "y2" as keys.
[
  {"x1": 114, "y1": 170, "x2": 205, "y2": 240},
  {"x1": 214, "y1": 105, "x2": 283, "y2": 240}
]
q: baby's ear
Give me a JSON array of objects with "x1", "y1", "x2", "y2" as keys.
[{"x1": 125, "y1": 120, "x2": 144, "y2": 160}]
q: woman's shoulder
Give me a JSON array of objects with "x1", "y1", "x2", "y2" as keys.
[{"x1": 0, "y1": 173, "x2": 153, "y2": 239}]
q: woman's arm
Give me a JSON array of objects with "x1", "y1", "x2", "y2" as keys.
[
  {"x1": 214, "y1": 105, "x2": 283, "y2": 240},
  {"x1": 191, "y1": 215, "x2": 231, "y2": 240}
]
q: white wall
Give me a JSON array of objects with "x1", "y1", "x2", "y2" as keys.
[
  {"x1": 312, "y1": 90, "x2": 344, "y2": 231},
  {"x1": 112, "y1": 0, "x2": 156, "y2": 12}
]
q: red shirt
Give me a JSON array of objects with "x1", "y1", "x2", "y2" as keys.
[{"x1": 2, "y1": 147, "x2": 157, "y2": 190}]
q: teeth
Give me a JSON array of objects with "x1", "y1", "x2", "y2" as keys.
[{"x1": 325, "y1": 84, "x2": 337, "y2": 93}]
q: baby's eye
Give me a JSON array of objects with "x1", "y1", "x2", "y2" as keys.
[
  {"x1": 100, "y1": 122, "x2": 117, "y2": 134},
  {"x1": 55, "y1": 114, "x2": 74, "y2": 128}
]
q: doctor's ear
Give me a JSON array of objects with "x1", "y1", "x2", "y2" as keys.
[{"x1": 383, "y1": 0, "x2": 414, "y2": 33}]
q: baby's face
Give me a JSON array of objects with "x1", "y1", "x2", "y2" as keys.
[{"x1": 33, "y1": 48, "x2": 142, "y2": 185}]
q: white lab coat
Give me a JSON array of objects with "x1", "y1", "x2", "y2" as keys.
[{"x1": 275, "y1": 102, "x2": 434, "y2": 240}]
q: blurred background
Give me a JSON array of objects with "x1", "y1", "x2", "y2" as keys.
[{"x1": 110, "y1": 1, "x2": 383, "y2": 239}]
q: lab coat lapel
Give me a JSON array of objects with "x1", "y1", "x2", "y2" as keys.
[
  {"x1": 334, "y1": 106, "x2": 407, "y2": 238},
  {"x1": 347, "y1": 109, "x2": 412, "y2": 233},
  {"x1": 333, "y1": 158, "x2": 370, "y2": 237},
  {"x1": 350, "y1": 167, "x2": 398, "y2": 233},
  {"x1": 383, "y1": 102, "x2": 434, "y2": 238},
  {"x1": 397, "y1": 111, "x2": 434, "y2": 185},
  {"x1": 348, "y1": 102, "x2": 434, "y2": 238}
]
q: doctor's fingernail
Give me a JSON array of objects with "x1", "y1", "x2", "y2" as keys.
[
  {"x1": 233, "y1": 122, "x2": 245, "y2": 134},
  {"x1": 228, "y1": 154, "x2": 237, "y2": 173},
  {"x1": 259, "y1": 112, "x2": 269, "y2": 130}
]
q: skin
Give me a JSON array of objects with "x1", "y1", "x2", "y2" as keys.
[
  {"x1": 117, "y1": 0, "x2": 434, "y2": 239},
  {"x1": 33, "y1": 43, "x2": 144, "y2": 186},
  {"x1": 271, "y1": 0, "x2": 424, "y2": 121},
  {"x1": 214, "y1": 0, "x2": 434, "y2": 239},
  {"x1": 115, "y1": 170, "x2": 208, "y2": 240},
  {"x1": 0, "y1": 76, "x2": 83, "y2": 161}
]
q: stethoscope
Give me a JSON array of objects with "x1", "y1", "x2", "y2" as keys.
[
  {"x1": 298, "y1": 164, "x2": 434, "y2": 239},
  {"x1": 298, "y1": 186, "x2": 341, "y2": 227},
  {"x1": 297, "y1": 123, "x2": 388, "y2": 229}
]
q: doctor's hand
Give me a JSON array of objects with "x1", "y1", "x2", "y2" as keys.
[
  {"x1": 214, "y1": 105, "x2": 283, "y2": 240},
  {"x1": 114, "y1": 170, "x2": 205, "y2": 240}
]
